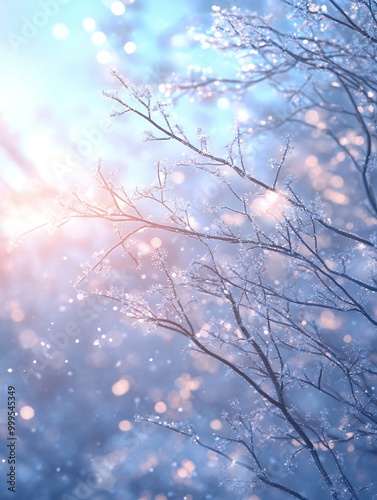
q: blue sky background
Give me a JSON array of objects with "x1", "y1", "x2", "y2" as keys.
[{"x1": 1, "y1": 0, "x2": 228, "y2": 188}]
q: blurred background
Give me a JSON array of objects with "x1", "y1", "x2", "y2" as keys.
[{"x1": 0, "y1": 1, "x2": 263, "y2": 499}]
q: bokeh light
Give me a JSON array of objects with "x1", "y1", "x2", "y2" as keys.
[
  {"x1": 91, "y1": 31, "x2": 107, "y2": 45},
  {"x1": 123, "y1": 41, "x2": 136, "y2": 54},
  {"x1": 51, "y1": 23, "x2": 69, "y2": 40},
  {"x1": 20, "y1": 406, "x2": 35, "y2": 420},
  {"x1": 110, "y1": 1, "x2": 126, "y2": 15},
  {"x1": 96, "y1": 50, "x2": 112, "y2": 63},
  {"x1": 111, "y1": 379, "x2": 130, "y2": 396},
  {"x1": 83, "y1": 17, "x2": 96, "y2": 32}
]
